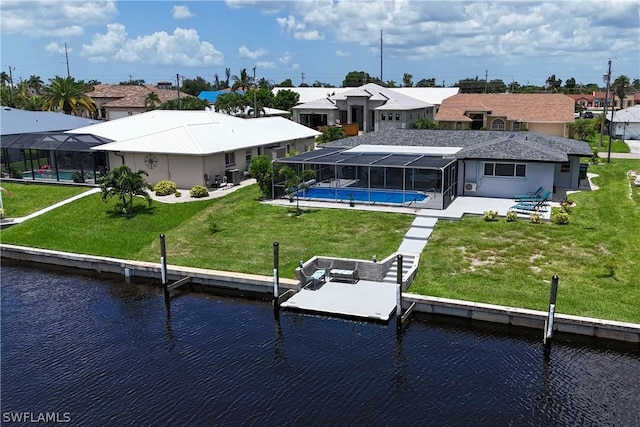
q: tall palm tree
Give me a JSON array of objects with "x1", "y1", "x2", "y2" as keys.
[
  {"x1": 27, "y1": 75, "x2": 44, "y2": 94},
  {"x1": 612, "y1": 75, "x2": 630, "y2": 111},
  {"x1": 145, "y1": 92, "x2": 161, "y2": 110},
  {"x1": 98, "y1": 165, "x2": 153, "y2": 215},
  {"x1": 42, "y1": 76, "x2": 96, "y2": 115},
  {"x1": 231, "y1": 68, "x2": 253, "y2": 92}
]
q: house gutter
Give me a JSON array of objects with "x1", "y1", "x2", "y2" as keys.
[{"x1": 114, "y1": 151, "x2": 125, "y2": 165}]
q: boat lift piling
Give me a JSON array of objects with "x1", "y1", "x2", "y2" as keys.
[
  {"x1": 396, "y1": 254, "x2": 416, "y2": 331},
  {"x1": 543, "y1": 275, "x2": 559, "y2": 348},
  {"x1": 273, "y1": 241, "x2": 280, "y2": 310},
  {"x1": 159, "y1": 234, "x2": 191, "y2": 307}
]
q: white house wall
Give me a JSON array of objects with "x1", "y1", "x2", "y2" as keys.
[
  {"x1": 459, "y1": 160, "x2": 554, "y2": 198},
  {"x1": 612, "y1": 122, "x2": 640, "y2": 139}
]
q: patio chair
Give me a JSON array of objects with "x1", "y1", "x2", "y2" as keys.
[
  {"x1": 513, "y1": 187, "x2": 543, "y2": 201},
  {"x1": 508, "y1": 197, "x2": 550, "y2": 213},
  {"x1": 515, "y1": 189, "x2": 551, "y2": 203}
]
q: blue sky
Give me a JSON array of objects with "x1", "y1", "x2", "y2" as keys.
[{"x1": 1, "y1": 0, "x2": 638, "y2": 88}]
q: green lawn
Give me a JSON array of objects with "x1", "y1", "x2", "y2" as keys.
[
  {"x1": 1, "y1": 159, "x2": 639, "y2": 323},
  {"x1": 0, "y1": 182, "x2": 90, "y2": 218}
]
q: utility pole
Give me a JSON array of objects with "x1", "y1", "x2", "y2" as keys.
[
  {"x1": 484, "y1": 69, "x2": 488, "y2": 93},
  {"x1": 300, "y1": 72, "x2": 305, "y2": 86},
  {"x1": 380, "y1": 29, "x2": 383, "y2": 83},
  {"x1": 65, "y1": 43, "x2": 70, "y2": 77},
  {"x1": 253, "y1": 66, "x2": 258, "y2": 118},
  {"x1": 176, "y1": 73, "x2": 181, "y2": 110},
  {"x1": 599, "y1": 59, "x2": 612, "y2": 151},
  {"x1": 7, "y1": 66, "x2": 14, "y2": 105}
]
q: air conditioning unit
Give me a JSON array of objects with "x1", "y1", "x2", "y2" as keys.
[{"x1": 464, "y1": 182, "x2": 477, "y2": 192}]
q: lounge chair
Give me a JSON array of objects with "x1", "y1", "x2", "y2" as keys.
[
  {"x1": 515, "y1": 189, "x2": 551, "y2": 203},
  {"x1": 509, "y1": 196, "x2": 550, "y2": 213},
  {"x1": 513, "y1": 187, "x2": 543, "y2": 201}
]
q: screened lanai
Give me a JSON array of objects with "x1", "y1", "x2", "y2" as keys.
[
  {"x1": 1, "y1": 132, "x2": 111, "y2": 184},
  {"x1": 274, "y1": 145, "x2": 458, "y2": 209}
]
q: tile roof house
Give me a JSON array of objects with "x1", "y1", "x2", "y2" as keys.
[
  {"x1": 283, "y1": 84, "x2": 459, "y2": 133},
  {"x1": 436, "y1": 93, "x2": 575, "y2": 137},
  {"x1": 68, "y1": 108, "x2": 320, "y2": 189},
  {"x1": 88, "y1": 84, "x2": 194, "y2": 121},
  {"x1": 279, "y1": 129, "x2": 592, "y2": 207}
]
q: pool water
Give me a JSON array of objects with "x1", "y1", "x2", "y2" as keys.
[
  {"x1": 300, "y1": 187, "x2": 428, "y2": 204},
  {"x1": 24, "y1": 170, "x2": 84, "y2": 181}
]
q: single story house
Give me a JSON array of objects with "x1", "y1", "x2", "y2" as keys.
[
  {"x1": 68, "y1": 108, "x2": 320, "y2": 189},
  {"x1": 282, "y1": 84, "x2": 459, "y2": 133},
  {"x1": 276, "y1": 129, "x2": 592, "y2": 210},
  {"x1": 611, "y1": 105, "x2": 640, "y2": 140},
  {"x1": 436, "y1": 93, "x2": 575, "y2": 138}
]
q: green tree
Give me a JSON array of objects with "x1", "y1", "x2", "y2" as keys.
[
  {"x1": 232, "y1": 68, "x2": 253, "y2": 92},
  {"x1": 632, "y1": 79, "x2": 640, "y2": 91},
  {"x1": 402, "y1": 73, "x2": 413, "y2": 87},
  {"x1": 278, "y1": 79, "x2": 294, "y2": 87},
  {"x1": 416, "y1": 78, "x2": 436, "y2": 87},
  {"x1": 545, "y1": 74, "x2": 562, "y2": 92},
  {"x1": 119, "y1": 79, "x2": 146, "y2": 85},
  {"x1": 42, "y1": 76, "x2": 96, "y2": 115},
  {"x1": 413, "y1": 118, "x2": 439, "y2": 129},
  {"x1": 160, "y1": 96, "x2": 209, "y2": 110},
  {"x1": 612, "y1": 75, "x2": 630, "y2": 110},
  {"x1": 385, "y1": 80, "x2": 397, "y2": 88},
  {"x1": 181, "y1": 76, "x2": 213, "y2": 96},
  {"x1": 215, "y1": 92, "x2": 247, "y2": 115},
  {"x1": 27, "y1": 75, "x2": 44, "y2": 94},
  {"x1": 98, "y1": 165, "x2": 153, "y2": 215},
  {"x1": 342, "y1": 71, "x2": 382, "y2": 87},
  {"x1": 570, "y1": 118, "x2": 596, "y2": 141},
  {"x1": 144, "y1": 92, "x2": 161, "y2": 111},
  {"x1": 311, "y1": 81, "x2": 335, "y2": 88},
  {"x1": 249, "y1": 154, "x2": 274, "y2": 198},
  {"x1": 316, "y1": 126, "x2": 346, "y2": 144},
  {"x1": 273, "y1": 89, "x2": 300, "y2": 112},
  {"x1": 279, "y1": 166, "x2": 316, "y2": 216}
]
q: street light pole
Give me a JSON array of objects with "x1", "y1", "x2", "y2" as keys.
[
  {"x1": 252, "y1": 66, "x2": 257, "y2": 118},
  {"x1": 599, "y1": 59, "x2": 611, "y2": 156}
]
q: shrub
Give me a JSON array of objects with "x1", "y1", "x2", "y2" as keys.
[
  {"x1": 553, "y1": 211, "x2": 570, "y2": 225},
  {"x1": 154, "y1": 180, "x2": 177, "y2": 196},
  {"x1": 505, "y1": 211, "x2": 518, "y2": 222},
  {"x1": 190, "y1": 185, "x2": 209, "y2": 198},
  {"x1": 529, "y1": 213, "x2": 542, "y2": 224},
  {"x1": 483, "y1": 210, "x2": 498, "y2": 221},
  {"x1": 174, "y1": 191, "x2": 182, "y2": 197},
  {"x1": 0, "y1": 208, "x2": 5, "y2": 219},
  {"x1": 560, "y1": 201, "x2": 573, "y2": 213},
  {"x1": 207, "y1": 213, "x2": 219, "y2": 234}
]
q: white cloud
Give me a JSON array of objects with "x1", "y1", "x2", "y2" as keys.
[
  {"x1": 44, "y1": 42, "x2": 70, "y2": 55},
  {"x1": 277, "y1": 14, "x2": 324, "y2": 41},
  {"x1": 256, "y1": 61, "x2": 276, "y2": 69},
  {"x1": 278, "y1": 51, "x2": 299, "y2": 70},
  {"x1": 172, "y1": 5, "x2": 194, "y2": 19},
  {"x1": 336, "y1": 49, "x2": 350, "y2": 57},
  {"x1": 80, "y1": 24, "x2": 224, "y2": 67},
  {"x1": 0, "y1": 0, "x2": 116, "y2": 37},
  {"x1": 238, "y1": 45, "x2": 268, "y2": 59}
]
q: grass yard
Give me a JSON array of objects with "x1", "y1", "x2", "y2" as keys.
[
  {"x1": 411, "y1": 159, "x2": 640, "y2": 323},
  {"x1": 0, "y1": 182, "x2": 90, "y2": 218},
  {"x1": 0, "y1": 184, "x2": 413, "y2": 279}
]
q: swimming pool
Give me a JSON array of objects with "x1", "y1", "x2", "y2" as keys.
[
  {"x1": 299, "y1": 187, "x2": 428, "y2": 205},
  {"x1": 23, "y1": 170, "x2": 87, "y2": 181}
]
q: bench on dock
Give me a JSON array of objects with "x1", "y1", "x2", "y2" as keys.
[
  {"x1": 301, "y1": 269, "x2": 326, "y2": 289},
  {"x1": 329, "y1": 268, "x2": 357, "y2": 283}
]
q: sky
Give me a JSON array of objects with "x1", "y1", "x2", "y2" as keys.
[{"x1": 1, "y1": 0, "x2": 639, "y2": 89}]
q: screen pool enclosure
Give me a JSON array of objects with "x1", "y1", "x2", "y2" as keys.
[{"x1": 273, "y1": 146, "x2": 459, "y2": 209}]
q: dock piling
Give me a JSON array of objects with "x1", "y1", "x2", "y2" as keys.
[
  {"x1": 160, "y1": 234, "x2": 169, "y2": 305},
  {"x1": 396, "y1": 254, "x2": 403, "y2": 331},
  {"x1": 273, "y1": 241, "x2": 280, "y2": 310},
  {"x1": 543, "y1": 275, "x2": 559, "y2": 348}
]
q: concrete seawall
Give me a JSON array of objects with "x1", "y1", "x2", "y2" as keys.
[{"x1": 2, "y1": 244, "x2": 639, "y2": 344}]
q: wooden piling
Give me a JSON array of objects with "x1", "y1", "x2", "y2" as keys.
[
  {"x1": 273, "y1": 241, "x2": 280, "y2": 310},
  {"x1": 543, "y1": 275, "x2": 559, "y2": 348},
  {"x1": 160, "y1": 234, "x2": 169, "y2": 305},
  {"x1": 396, "y1": 254, "x2": 403, "y2": 331}
]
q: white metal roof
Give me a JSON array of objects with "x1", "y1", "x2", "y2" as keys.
[
  {"x1": 389, "y1": 88, "x2": 460, "y2": 105},
  {"x1": 344, "y1": 144, "x2": 461, "y2": 156},
  {"x1": 68, "y1": 109, "x2": 320, "y2": 155},
  {"x1": 612, "y1": 105, "x2": 640, "y2": 123},
  {"x1": 1, "y1": 106, "x2": 99, "y2": 135}
]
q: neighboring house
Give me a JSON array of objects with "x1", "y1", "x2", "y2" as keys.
[
  {"x1": 436, "y1": 93, "x2": 575, "y2": 137},
  {"x1": 278, "y1": 129, "x2": 592, "y2": 209},
  {"x1": 567, "y1": 94, "x2": 595, "y2": 109},
  {"x1": 611, "y1": 105, "x2": 640, "y2": 140},
  {"x1": 68, "y1": 108, "x2": 320, "y2": 189},
  {"x1": 287, "y1": 83, "x2": 458, "y2": 133},
  {"x1": 1, "y1": 106, "x2": 107, "y2": 180},
  {"x1": 88, "y1": 83, "x2": 193, "y2": 121},
  {"x1": 198, "y1": 89, "x2": 236, "y2": 104}
]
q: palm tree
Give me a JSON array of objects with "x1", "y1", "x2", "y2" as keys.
[
  {"x1": 316, "y1": 126, "x2": 346, "y2": 144},
  {"x1": 145, "y1": 92, "x2": 161, "y2": 110},
  {"x1": 612, "y1": 75, "x2": 630, "y2": 111},
  {"x1": 98, "y1": 165, "x2": 153, "y2": 215},
  {"x1": 27, "y1": 75, "x2": 44, "y2": 94},
  {"x1": 42, "y1": 76, "x2": 96, "y2": 115},
  {"x1": 279, "y1": 166, "x2": 316, "y2": 216},
  {"x1": 231, "y1": 68, "x2": 253, "y2": 92},
  {"x1": 214, "y1": 93, "x2": 247, "y2": 115}
]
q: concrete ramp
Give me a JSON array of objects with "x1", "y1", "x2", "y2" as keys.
[{"x1": 281, "y1": 279, "x2": 397, "y2": 322}]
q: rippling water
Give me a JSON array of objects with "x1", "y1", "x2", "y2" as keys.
[{"x1": 2, "y1": 263, "x2": 639, "y2": 426}]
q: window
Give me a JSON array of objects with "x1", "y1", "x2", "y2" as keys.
[
  {"x1": 455, "y1": 122, "x2": 462, "y2": 130},
  {"x1": 225, "y1": 152, "x2": 235, "y2": 166},
  {"x1": 512, "y1": 122, "x2": 521, "y2": 131},
  {"x1": 560, "y1": 163, "x2": 570, "y2": 173},
  {"x1": 381, "y1": 113, "x2": 386, "y2": 121},
  {"x1": 245, "y1": 149, "x2": 252, "y2": 164},
  {"x1": 395, "y1": 113, "x2": 400, "y2": 121},
  {"x1": 388, "y1": 113, "x2": 393, "y2": 121},
  {"x1": 491, "y1": 119, "x2": 505, "y2": 131},
  {"x1": 484, "y1": 162, "x2": 526, "y2": 177}
]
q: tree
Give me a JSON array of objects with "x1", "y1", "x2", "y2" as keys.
[
  {"x1": 119, "y1": 79, "x2": 146, "y2": 85},
  {"x1": 612, "y1": 75, "x2": 630, "y2": 110},
  {"x1": 27, "y1": 75, "x2": 44, "y2": 94},
  {"x1": 565, "y1": 77, "x2": 576, "y2": 91},
  {"x1": 181, "y1": 76, "x2": 213, "y2": 96},
  {"x1": 278, "y1": 79, "x2": 294, "y2": 87},
  {"x1": 273, "y1": 89, "x2": 300, "y2": 112},
  {"x1": 42, "y1": 76, "x2": 96, "y2": 115},
  {"x1": 413, "y1": 118, "x2": 438, "y2": 129},
  {"x1": 402, "y1": 73, "x2": 413, "y2": 87},
  {"x1": 159, "y1": 97, "x2": 209, "y2": 110},
  {"x1": 232, "y1": 68, "x2": 252, "y2": 92},
  {"x1": 246, "y1": 87, "x2": 275, "y2": 116},
  {"x1": 279, "y1": 165, "x2": 316, "y2": 216},
  {"x1": 342, "y1": 71, "x2": 383, "y2": 87},
  {"x1": 385, "y1": 80, "x2": 397, "y2": 88},
  {"x1": 316, "y1": 126, "x2": 346, "y2": 144},
  {"x1": 632, "y1": 79, "x2": 640, "y2": 91},
  {"x1": 249, "y1": 155, "x2": 274, "y2": 198},
  {"x1": 214, "y1": 92, "x2": 247, "y2": 115},
  {"x1": 416, "y1": 78, "x2": 436, "y2": 87},
  {"x1": 145, "y1": 92, "x2": 161, "y2": 111},
  {"x1": 311, "y1": 81, "x2": 335, "y2": 88},
  {"x1": 545, "y1": 75, "x2": 562, "y2": 92},
  {"x1": 98, "y1": 165, "x2": 153, "y2": 215},
  {"x1": 257, "y1": 78, "x2": 274, "y2": 90},
  {"x1": 570, "y1": 118, "x2": 596, "y2": 141}
]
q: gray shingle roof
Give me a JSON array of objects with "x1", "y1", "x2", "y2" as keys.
[{"x1": 325, "y1": 129, "x2": 592, "y2": 162}]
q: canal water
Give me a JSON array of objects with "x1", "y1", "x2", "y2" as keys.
[{"x1": 2, "y1": 263, "x2": 639, "y2": 426}]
